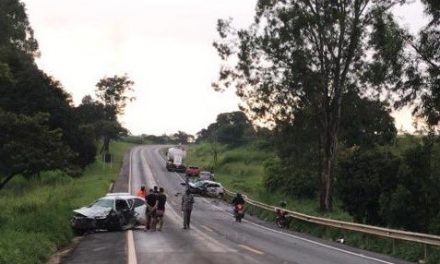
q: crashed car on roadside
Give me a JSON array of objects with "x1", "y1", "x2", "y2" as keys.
[
  {"x1": 187, "y1": 180, "x2": 224, "y2": 198},
  {"x1": 71, "y1": 193, "x2": 146, "y2": 234}
]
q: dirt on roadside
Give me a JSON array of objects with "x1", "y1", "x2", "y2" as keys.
[
  {"x1": 47, "y1": 147, "x2": 134, "y2": 264},
  {"x1": 111, "y1": 149, "x2": 131, "y2": 193}
]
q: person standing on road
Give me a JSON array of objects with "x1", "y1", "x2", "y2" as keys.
[
  {"x1": 137, "y1": 185, "x2": 146, "y2": 198},
  {"x1": 181, "y1": 189, "x2": 194, "y2": 229},
  {"x1": 185, "y1": 175, "x2": 190, "y2": 190},
  {"x1": 145, "y1": 188, "x2": 156, "y2": 231},
  {"x1": 154, "y1": 187, "x2": 167, "y2": 231}
]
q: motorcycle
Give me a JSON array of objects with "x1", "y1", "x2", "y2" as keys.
[
  {"x1": 275, "y1": 208, "x2": 289, "y2": 228},
  {"x1": 234, "y1": 204, "x2": 245, "y2": 222}
]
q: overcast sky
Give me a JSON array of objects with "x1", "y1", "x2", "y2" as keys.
[{"x1": 22, "y1": 0, "x2": 428, "y2": 135}]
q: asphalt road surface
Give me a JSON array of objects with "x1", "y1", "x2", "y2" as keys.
[{"x1": 127, "y1": 145, "x2": 412, "y2": 264}]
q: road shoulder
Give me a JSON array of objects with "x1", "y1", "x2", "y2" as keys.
[{"x1": 58, "y1": 148, "x2": 133, "y2": 264}]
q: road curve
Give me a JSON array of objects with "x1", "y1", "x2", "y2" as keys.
[{"x1": 129, "y1": 145, "x2": 412, "y2": 264}]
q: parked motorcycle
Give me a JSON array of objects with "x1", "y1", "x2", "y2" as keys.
[
  {"x1": 275, "y1": 208, "x2": 289, "y2": 228},
  {"x1": 234, "y1": 204, "x2": 245, "y2": 222}
]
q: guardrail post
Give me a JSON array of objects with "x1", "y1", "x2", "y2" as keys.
[
  {"x1": 366, "y1": 235, "x2": 369, "y2": 249},
  {"x1": 392, "y1": 238, "x2": 395, "y2": 255},
  {"x1": 424, "y1": 244, "x2": 428, "y2": 263}
]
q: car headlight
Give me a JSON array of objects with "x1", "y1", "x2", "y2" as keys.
[{"x1": 73, "y1": 213, "x2": 86, "y2": 219}]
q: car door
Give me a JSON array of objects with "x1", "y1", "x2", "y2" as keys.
[
  {"x1": 132, "y1": 198, "x2": 146, "y2": 225},
  {"x1": 115, "y1": 199, "x2": 132, "y2": 224}
]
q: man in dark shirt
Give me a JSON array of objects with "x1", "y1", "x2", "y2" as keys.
[
  {"x1": 231, "y1": 193, "x2": 245, "y2": 218},
  {"x1": 145, "y1": 188, "x2": 156, "y2": 231},
  {"x1": 181, "y1": 189, "x2": 194, "y2": 229},
  {"x1": 155, "y1": 187, "x2": 167, "y2": 231}
]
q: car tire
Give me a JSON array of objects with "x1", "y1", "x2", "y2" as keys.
[{"x1": 107, "y1": 213, "x2": 123, "y2": 231}]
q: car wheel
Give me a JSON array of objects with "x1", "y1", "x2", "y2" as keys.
[
  {"x1": 218, "y1": 193, "x2": 224, "y2": 199},
  {"x1": 107, "y1": 213, "x2": 123, "y2": 231}
]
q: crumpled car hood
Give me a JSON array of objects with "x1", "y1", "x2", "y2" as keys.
[{"x1": 74, "y1": 206, "x2": 111, "y2": 218}]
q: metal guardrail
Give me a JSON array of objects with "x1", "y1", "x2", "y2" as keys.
[{"x1": 223, "y1": 189, "x2": 440, "y2": 247}]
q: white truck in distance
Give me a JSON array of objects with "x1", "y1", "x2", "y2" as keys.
[{"x1": 166, "y1": 146, "x2": 186, "y2": 172}]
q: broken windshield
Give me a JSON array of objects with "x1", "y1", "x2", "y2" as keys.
[{"x1": 91, "y1": 199, "x2": 113, "y2": 209}]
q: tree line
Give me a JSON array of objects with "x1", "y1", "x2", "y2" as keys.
[
  {"x1": 0, "y1": 0, "x2": 134, "y2": 189},
  {"x1": 196, "y1": 105, "x2": 440, "y2": 234},
  {"x1": 213, "y1": 0, "x2": 440, "y2": 214},
  {"x1": 207, "y1": 0, "x2": 440, "y2": 234}
]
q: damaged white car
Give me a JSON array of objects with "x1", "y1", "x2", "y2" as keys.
[{"x1": 71, "y1": 193, "x2": 146, "y2": 234}]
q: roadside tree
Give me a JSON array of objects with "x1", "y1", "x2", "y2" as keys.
[
  {"x1": 266, "y1": 93, "x2": 396, "y2": 198},
  {"x1": 337, "y1": 148, "x2": 400, "y2": 225},
  {"x1": 214, "y1": 0, "x2": 408, "y2": 211},
  {"x1": 0, "y1": 0, "x2": 99, "y2": 172},
  {"x1": 95, "y1": 75, "x2": 135, "y2": 154},
  {"x1": 397, "y1": 1, "x2": 440, "y2": 128},
  {"x1": 0, "y1": 110, "x2": 72, "y2": 190}
]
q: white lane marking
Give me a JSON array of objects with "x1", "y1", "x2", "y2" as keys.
[
  {"x1": 165, "y1": 202, "x2": 234, "y2": 252},
  {"x1": 201, "y1": 198, "x2": 396, "y2": 264},
  {"x1": 139, "y1": 147, "x2": 236, "y2": 253},
  {"x1": 244, "y1": 220, "x2": 397, "y2": 264},
  {"x1": 151, "y1": 148, "x2": 397, "y2": 264},
  {"x1": 239, "y1": 244, "x2": 265, "y2": 255},
  {"x1": 127, "y1": 230, "x2": 137, "y2": 264},
  {"x1": 127, "y1": 148, "x2": 138, "y2": 264},
  {"x1": 201, "y1": 225, "x2": 214, "y2": 233}
]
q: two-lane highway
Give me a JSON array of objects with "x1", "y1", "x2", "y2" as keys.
[{"x1": 127, "y1": 145, "x2": 412, "y2": 264}]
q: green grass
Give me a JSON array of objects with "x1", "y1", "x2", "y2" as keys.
[
  {"x1": 186, "y1": 143, "x2": 351, "y2": 220},
  {"x1": 187, "y1": 142, "x2": 439, "y2": 263},
  {"x1": 0, "y1": 141, "x2": 134, "y2": 264},
  {"x1": 121, "y1": 135, "x2": 153, "y2": 145}
]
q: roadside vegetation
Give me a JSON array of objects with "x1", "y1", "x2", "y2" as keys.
[
  {"x1": 204, "y1": 0, "x2": 440, "y2": 261},
  {"x1": 0, "y1": 141, "x2": 133, "y2": 264},
  {"x1": 0, "y1": 3, "x2": 137, "y2": 263},
  {"x1": 121, "y1": 131, "x2": 195, "y2": 145},
  {"x1": 0, "y1": 0, "x2": 135, "y2": 191},
  {"x1": 186, "y1": 142, "x2": 351, "y2": 220},
  {"x1": 187, "y1": 109, "x2": 440, "y2": 262}
]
